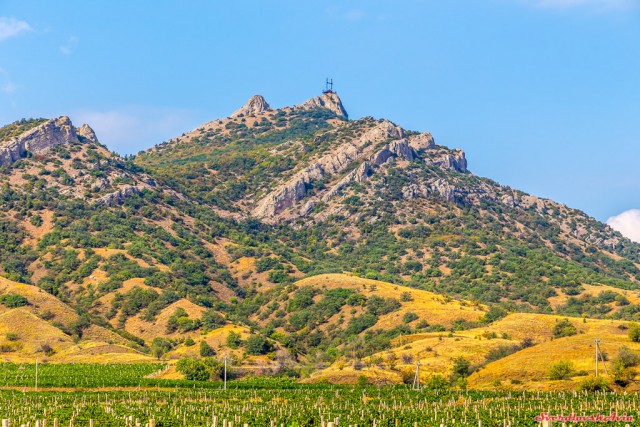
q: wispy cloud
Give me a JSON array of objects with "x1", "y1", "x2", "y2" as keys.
[
  {"x1": 530, "y1": 0, "x2": 638, "y2": 10},
  {"x1": 59, "y1": 36, "x2": 78, "y2": 56},
  {"x1": 0, "y1": 67, "x2": 17, "y2": 94},
  {"x1": 71, "y1": 106, "x2": 198, "y2": 155},
  {"x1": 0, "y1": 17, "x2": 31, "y2": 41},
  {"x1": 607, "y1": 209, "x2": 640, "y2": 243},
  {"x1": 325, "y1": 6, "x2": 365, "y2": 22}
]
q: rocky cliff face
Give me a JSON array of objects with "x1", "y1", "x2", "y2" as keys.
[
  {"x1": 297, "y1": 92, "x2": 348, "y2": 119},
  {"x1": 76, "y1": 123, "x2": 99, "y2": 143},
  {"x1": 0, "y1": 116, "x2": 79, "y2": 166},
  {"x1": 251, "y1": 117, "x2": 466, "y2": 221},
  {"x1": 231, "y1": 95, "x2": 272, "y2": 118}
]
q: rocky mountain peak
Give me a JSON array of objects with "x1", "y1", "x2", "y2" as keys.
[
  {"x1": 0, "y1": 116, "x2": 79, "y2": 166},
  {"x1": 297, "y1": 92, "x2": 348, "y2": 119},
  {"x1": 77, "y1": 123, "x2": 99, "y2": 143},
  {"x1": 231, "y1": 95, "x2": 272, "y2": 118}
]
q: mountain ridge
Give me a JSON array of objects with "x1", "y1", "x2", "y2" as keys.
[{"x1": 0, "y1": 91, "x2": 639, "y2": 380}]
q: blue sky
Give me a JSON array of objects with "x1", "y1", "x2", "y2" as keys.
[{"x1": 0, "y1": 1, "x2": 639, "y2": 230}]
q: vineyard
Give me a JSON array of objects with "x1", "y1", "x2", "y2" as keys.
[
  {"x1": 0, "y1": 364, "x2": 637, "y2": 427},
  {"x1": 0, "y1": 363, "x2": 164, "y2": 388},
  {"x1": 0, "y1": 388, "x2": 638, "y2": 426}
]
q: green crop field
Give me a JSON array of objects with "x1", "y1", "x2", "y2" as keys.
[{"x1": 0, "y1": 364, "x2": 637, "y2": 426}]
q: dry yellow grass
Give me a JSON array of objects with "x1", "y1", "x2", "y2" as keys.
[
  {"x1": 123, "y1": 298, "x2": 207, "y2": 341},
  {"x1": 548, "y1": 283, "x2": 640, "y2": 310},
  {"x1": 0, "y1": 277, "x2": 153, "y2": 363},
  {"x1": 468, "y1": 314, "x2": 640, "y2": 390},
  {"x1": 0, "y1": 277, "x2": 79, "y2": 325},
  {"x1": 294, "y1": 274, "x2": 486, "y2": 329},
  {"x1": 167, "y1": 323, "x2": 252, "y2": 360},
  {"x1": 311, "y1": 312, "x2": 640, "y2": 389}
]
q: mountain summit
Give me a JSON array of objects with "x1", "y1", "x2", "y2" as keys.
[
  {"x1": 231, "y1": 94, "x2": 272, "y2": 118},
  {"x1": 0, "y1": 91, "x2": 639, "y2": 371}
]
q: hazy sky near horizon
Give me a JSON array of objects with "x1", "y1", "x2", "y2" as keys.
[{"x1": 0, "y1": 1, "x2": 639, "y2": 226}]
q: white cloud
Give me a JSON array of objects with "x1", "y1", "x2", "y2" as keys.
[
  {"x1": 1, "y1": 81, "x2": 16, "y2": 94},
  {"x1": 71, "y1": 106, "x2": 198, "y2": 155},
  {"x1": 59, "y1": 36, "x2": 78, "y2": 56},
  {"x1": 325, "y1": 6, "x2": 365, "y2": 22},
  {"x1": 607, "y1": 209, "x2": 640, "y2": 243},
  {"x1": 0, "y1": 67, "x2": 17, "y2": 94},
  {"x1": 0, "y1": 17, "x2": 31, "y2": 41}
]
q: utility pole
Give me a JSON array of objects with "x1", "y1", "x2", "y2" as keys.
[
  {"x1": 595, "y1": 338, "x2": 600, "y2": 377},
  {"x1": 223, "y1": 355, "x2": 227, "y2": 390},
  {"x1": 35, "y1": 358, "x2": 38, "y2": 392},
  {"x1": 412, "y1": 354, "x2": 421, "y2": 390}
]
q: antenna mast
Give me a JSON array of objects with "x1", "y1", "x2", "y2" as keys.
[{"x1": 323, "y1": 78, "x2": 334, "y2": 94}]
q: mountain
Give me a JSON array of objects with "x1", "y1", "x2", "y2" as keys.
[{"x1": 1, "y1": 91, "x2": 640, "y2": 378}]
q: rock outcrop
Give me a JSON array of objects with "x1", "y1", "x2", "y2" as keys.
[
  {"x1": 0, "y1": 117, "x2": 79, "y2": 166},
  {"x1": 252, "y1": 121, "x2": 404, "y2": 218},
  {"x1": 408, "y1": 132, "x2": 435, "y2": 152},
  {"x1": 77, "y1": 124, "x2": 99, "y2": 143},
  {"x1": 231, "y1": 95, "x2": 271, "y2": 118},
  {"x1": 424, "y1": 149, "x2": 467, "y2": 173},
  {"x1": 297, "y1": 92, "x2": 348, "y2": 118},
  {"x1": 370, "y1": 139, "x2": 415, "y2": 165},
  {"x1": 322, "y1": 162, "x2": 372, "y2": 202},
  {"x1": 96, "y1": 185, "x2": 141, "y2": 206}
]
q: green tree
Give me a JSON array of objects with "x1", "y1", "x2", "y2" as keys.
[
  {"x1": 628, "y1": 323, "x2": 640, "y2": 343},
  {"x1": 151, "y1": 337, "x2": 173, "y2": 359},
  {"x1": 202, "y1": 309, "x2": 225, "y2": 331},
  {"x1": 548, "y1": 360, "x2": 574, "y2": 380},
  {"x1": 451, "y1": 356, "x2": 470, "y2": 383},
  {"x1": 246, "y1": 334, "x2": 271, "y2": 355},
  {"x1": 176, "y1": 358, "x2": 208, "y2": 381},
  {"x1": 552, "y1": 318, "x2": 577, "y2": 338},
  {"x1": 226, "y1": 331, "x2": 242, "y2": 349},
  {"x1": 0, "y1": 293, "x2": 29, "y2": 308},
  {"x1": 200, "y1": 340, "x2": 216, "y2": 357}
]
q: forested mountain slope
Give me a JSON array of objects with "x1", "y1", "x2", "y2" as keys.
[{"x1": 1, "y1": 91, "x2": 639, "y2": 364}]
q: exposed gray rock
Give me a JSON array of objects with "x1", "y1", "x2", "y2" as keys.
[
  {"x1": 519, "y1": 195, "x2": 548, "y2": 214},
  {"x1": 77, "y1": 124, "x2": 98, "y2": 143},
  {"x1": 299, "y1": 200, "x2": 317, "y2": 217},
  {"x1": 297, "y1": 92, "x2": 348, "y2": 118},
  {"x1": 96, "y1": 185, "x2": 141, "y2": 206},
  {"x1": 408, "y1": 132, "x2": 435, "y2": 152},
  {"x1": 323, "y1": 162, "x2": 372, "y2": 201},
  {"x1": 253, "y1": 121, "x2": 404, "y2": 219},
  {"x1": 231, "y1": 95, "x2": 272, "y2": 118},
  {"x1": 358, "y1": 121, "x2": 404, "y2": 147},
  {"x1": 0, "y1": 116, "x2": 79, "y2": 166},
  {"x1": 370, "y1": 139, "x2": 415, "y2": 165},
  {"x1": 253, "y1": 179, "x2": 307, "y2": 218},
  {"x1": 424, "y1": 149, "x2": 467, "y2": 173}
]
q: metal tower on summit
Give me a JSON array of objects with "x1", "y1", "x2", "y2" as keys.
[{"x1": 323, "y1": 78, "x2": 335, "y2": 94}]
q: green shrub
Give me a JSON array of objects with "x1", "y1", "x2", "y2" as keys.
[
  {"x1": 226, "y1": 331, "x2": 242, "y2": 349},
  {"x1": 0, "y1": 293, "x2": 29, "y2": 308},
  {"x1": 176, "y1": 358, "x2": 209, "y2": 381},
  {"x1": 628, "y1": 323, "x2": 640, "y2": 342},
  {"x1": 552, "y1": 318, "x2": 577, "y2": 338},
  {"x1": 548, "y1": 360, "x2": 574, "y2": 380},
  {"x1": 402, "y1": 312, "x2": 418, "y2": 324},
  {"x1": 578, "y1": 376, "x2": 610, "y2": 391},
  {"x1": 426, "y1": 374, "x2": 449, "y2": 390},
  {"x1": 200, "y1": 340, "x2": 216, "y2": 357},
  {"x1": 245, "y1": 334, "x2": 271, "y2": 355}
]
